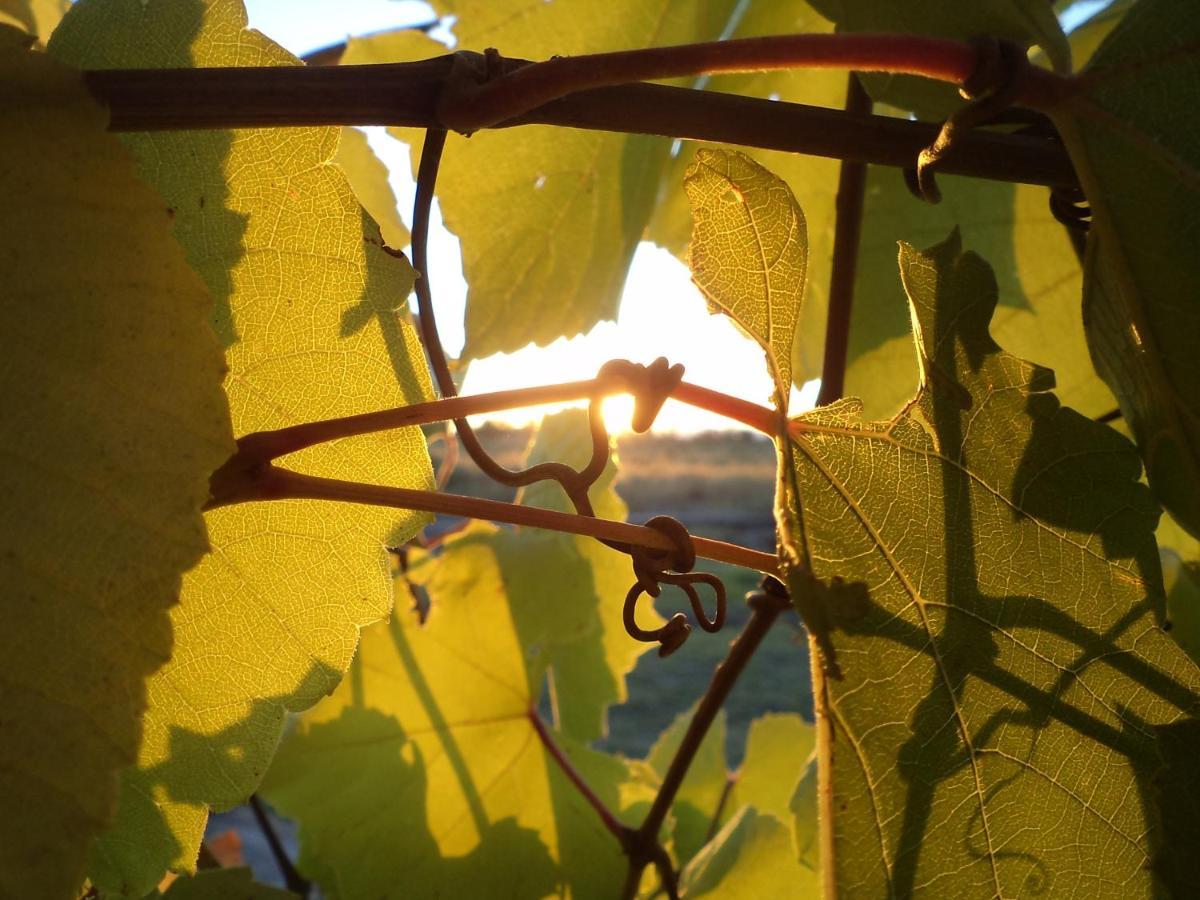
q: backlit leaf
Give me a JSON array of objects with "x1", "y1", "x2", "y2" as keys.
[
  {"x1": 346, "y1": 0, "x2": 738, "y2": 359},
  {"x1": 680, "y1": 807, "x2": 818, "y2": 899},
  {"x1": 685, "y1": 148, "x2": 807, "y2": 404},
  {"x1": 50, "y1": 0, "x2": 434, "y2": 892},
  {"x1": 806, "y1": 0, "x2": 1070, "y2": 117},
  {"x1": 645, "y1": 0, "x2": 844, "y2": 391},
  {"x1": 645, "y1": 705, "x2": 729, "y2": 865},
  {"x1": 0, "y1": 34, "x2": 233, "y2": 898},
  {"x1": 262, "y1": 515, "x2": 657, "y2": 898},
  {"x1": 515, "y1": 410, "x2": 655, "y2": 742},
  {"x1": 1047, "y1": 0, "x2": 1200, "y2": 538},
  {"x1": 781, "y1": 232, "x2": 1200, "y2": 896},
  {"x1": 0, "y1": 0, "x2": 67, "y2": 42},
  {"x1": 844, "y1": 170, "x2": 1109, "y2": 419},
  {"x1": 334, "y1": 126, "x2": 410, "y2": 250},
  {"x1": 735, "y1": 713, "x2": 814, "y2": 825}
]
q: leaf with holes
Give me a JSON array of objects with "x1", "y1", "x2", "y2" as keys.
[
  {"x1": 50, "y1": 0, "x2": 434, "y2": 892},
  {"x1": 0, "y1": 31, "x2": 232, "y2": 899},
  {"x1": 1046, "y1": 0, "x2": 1200, "y2": 539},
  {"x1": 780, "y1": 231, "x2": 1200, "y2": 896}
]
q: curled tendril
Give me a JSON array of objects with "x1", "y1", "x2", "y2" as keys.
[
  {"x1": 622, "y1": 516, "x2": 728, "y2": 657},
  {"x1": 909, "y1": 36, "x2": 1030, "y2": 204}
]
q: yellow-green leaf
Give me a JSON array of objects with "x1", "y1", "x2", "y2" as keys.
[
  {"x1": 680, "y1": 807, "x2": 818, "y2": 899},
  {"x1": 50, "y1": 0, "x2": 435, "y2": 892},
  {"x1": 0, "y1": 34, "x2": 233, "y2": 898},
  {"x1": 334, "y1": 126, "x2": 409, "y2": 250},
  {"x1": 684, "y1": 148, "x2": 807, "y2": 404},
  {"x1": 515, "y1": 409, "x2": 656, "y2": 742},
  {"x1": 735, "y1": 713, "x2": 814, "y2": 825},
  {"x1": 844, "y1": 170, "x2": 1110, "y2": 419},
  {"x1": 1047, "y1": 0, "x2": 1200, "y2": 538},
  {"x1": 645, "y1": 705, "x2": 729, "y2": 865},
  {"x1": 0, "y1": 0, "x2": 68, "y2": 42},
  {"x1": 646, "y1": 1, "x2": 844, "y2": 395},
  {"x1": 784, "y1": 232, "x2": 1200, "y2": 896},
  {"x1": 346, "y1": 0, "x2": 738, "y2": 359},
  {"x1": 262, "y1": 520, "x2": 657, "y2": 898}
]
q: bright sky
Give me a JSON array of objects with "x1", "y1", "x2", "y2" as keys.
[{"x1": 242, "y1": 0, "x2": 816, "y2": 434}]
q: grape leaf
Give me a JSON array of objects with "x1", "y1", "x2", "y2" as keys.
[
  {"x1": 680, "y1": 807, "x2": 818, "y2": 899},
  {"x1": 675, "y1": 714, "x2": 820, "y2": 897},
  {"x1": 345, "y1": 0, "x2": 738, "y2": 359},
  {"x1": 50, "y1": 1, "x2": 435, "y2": 892},
  {"x1": 844, "y1": 169, "x2": 1109, "y2": 419},
  {"x1": 782, "y1": 231, "x2": 1200, "y2": 896},
  {"x1": 334, "y1": 126, "x2": 410, "y2": 250},
  {"x1": 645, "y1": 705, "x2": 729, "y2": 865},
  {"x1": 0, "y1": 0, "x2": 67, "y2": 42},
  {"x1": 735, "y1": 713, "x2": 814, "y2": 826},
  {"x1": 645, "y1": 1, "x2": 844, "y2": 392},
  {"x1": 0, "y1": 33, "x2": 233, "y2": 899},
  {"x1": 262, "y1": 521, "x2": 657, "y2": 898},
  {"x1": 806, "y1": 0, "x2": 1070, "y2": 118},
  {"x1": 684, "y1": 148, "x2": 807, "y2": 405},
  {"x1": 1046, "y1": 0, "x2": 1200, "y2": 539},
  {"x1": 514, "y1": 409, "x2": 656, "y2": 742}
]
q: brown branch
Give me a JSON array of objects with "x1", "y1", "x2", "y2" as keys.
[
  {"x1": 528, "y1": 710, "x2": 631, "y2": 846},
  {"x1": 623, "y1": 585, "x2": 792, "y2": 898},
  {"x1": 248, "y1": 795, "x2": 310, "y2": 897},
  {"x1": 210, "y1": 465, "x2": 780, "y2": 576},
  {"x1": 817, "y1": 75, "x2": 872, "y2": 407},
  {"x1": 83, "y1": 59, "x2": 1078, "y2": 187}
]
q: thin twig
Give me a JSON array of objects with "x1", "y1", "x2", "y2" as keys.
[
  {"x1": 83, "y1": 60, "x2": 1078, "y2": 187},
  {"x1": 211, "y1": 465, "x2": 781, "y2": 576},
  {"x1": 528, "y1": 710, "x2": 631, "y2": 846},
  {"x1": 817, "y1": 75, "x2": 872, "y2": 408},
  {"x1": 220, "y1": 375, "x2": 778, "y2": 474},
  {"x1": 622, "y1": 586, "x2": 792, "y2": 898},
  {"x1": 248, "y1": 795, "x2": 310, "y2": 897},
  {"x1": 704, "y1": 776, "x2": 738, "y2": 844}
]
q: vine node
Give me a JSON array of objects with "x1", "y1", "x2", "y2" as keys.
[{"x1": 909, "y1": 36, "x2": 1031, "y2": 203}]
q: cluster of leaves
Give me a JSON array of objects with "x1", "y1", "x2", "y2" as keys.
[{"x1": 3, "y1": 0, "x2": 1200, "y2": 897}]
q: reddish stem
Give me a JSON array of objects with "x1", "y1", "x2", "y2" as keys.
[
  {"x1": 441, "y1": 33, "x2": 1064, "y2": 131},
  {"x1": 528, "y1": 710, "x2": 630, "y2": 846},
  {"x1": 228, "y1": 376, "x2": 780, "y2": 469}
]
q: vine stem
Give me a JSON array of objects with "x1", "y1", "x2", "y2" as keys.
[
  {"x1": 816, "y1": 75, "x2": 871, "y2": 407},
  {"x1": 225, "y1": 375, "x2": 779, "y2": 470},
  {"x1": 248, "y1": 795, "x2": 310, "y2": 897},
  {"x1": 84, "y1": 56, "x2": 1077, "y2": 187},
  {"x1": 623, "y1": 588, "x2": 791, "y2": 898},
  {"x1": 212, "y1": 465, "x2": 780, "y2": 576},
  {"x1": 440, "y1": 33, "x2": 1061, "y2": 132},
  {"x1": 528, "y1": 710, "x2": 630, "y2": 846}
]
